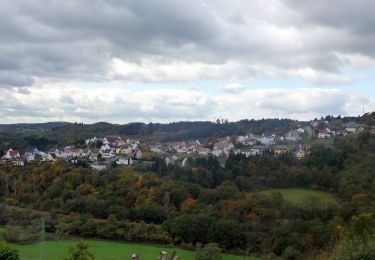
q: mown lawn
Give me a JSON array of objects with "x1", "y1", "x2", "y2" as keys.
[
  {"x1": 260, "y1": 188, "x2": 338, "y2": 208},
  {"x1": 14, "y1": 240, "x2": 259, "y2": 260}
]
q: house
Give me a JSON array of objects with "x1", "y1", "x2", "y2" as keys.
[
  {"x1": 100, "y1": 144, "x2": 111, "y2": 151},
  {"x1": 311, "y1": 121, "x2": 320, "y2": 128},
  {"x1": 165, "y1": 155, "x2": 178, "y2": 166},
  {"x1": 89, "y1": 152, "x2": 99, "y2": 162},
  {"x1": 12, "y1": 159, "x2": 24, "y2": 166},
  {"x1": 34, "y1": 150, "x2": 47, "y2": 161},
  {"x1": 86, "y1": 136, "x2": 99, "y2": 145},
  {"x1": 165, "y1": 157, "x2": 172, "y2": 166},
  {"x1": 259, "y1": 135, "x2": 275, "y2": 146},
  {"x1": 71, "y1": 149, "x2": 83, "y2": 158},
  {"x1": 135, "y1": 150, "x2": 143, "y2": 159},
  {"x1": 250, "y1": 146, "x2": 267, "y2": 156},
  {"x1": 272, "y1": 145, "x2": 288, "y2": 155},
  {"x1": 240, "y1": 147, "x2": 266, "y2": 157},
  {"x1": 336, "y1": 129, "x2": 347, "y2": 136},
  {"x1": 81, "y1": 148, "x2": 91, "y2": 157},
  {"x1": 236, "y1": 136, "x2": 247, "y2": 144},
  {"x1": 196, "y1": 146, "x2": 210, "y2": 156},
  {"x1": 237, "y1": 135, "x2": 257, "y2": 145},
  {"x1": 105, "y1": 135, "x2": 122, "y2": 147},
  {"x1": 345, "y1": 124, "x2": 357, "y2": 133},
  {"x1": 102, "y1": 138, "x2": 109, "y2": 145},
  {"x1": 116, "y1": 157, "x2": 133, "y2": 166},
  {"x1": 47, "y1": 152, "x2": 58, "y2": 161},
  {"x1": 91, "y1": 164, "x2": 107, "y2": 171},
  {"x1": 318, "y1": 130, "x2": 331, "y2": 139},
  {"x1": 212, "y1": 150, "x2": 222, "y2": 157},
  {"x1": 285, "y1": 130, "x2": 301, "y2": 142},
  {"x1": 295, "y1": 146, "x2": 308, "y2": 159},
  {"x1": 212, "y1": 141, "x2": 233, "y2": 156},
  {"x1": 2, "y1": 148, "x2": 20, "y2": 160},
  {"x1": 356, "y1": 127, "x2": 364, "y2": 134},
  {"x1": 100, "y1": 149, "x2": 115, "y2": 159},
  {"x1": 150, "y1": 146, "x2": 162, "y2": 153},
  {"x1": 297, "y1": 128, "x2": 305, "y2": 133},
  {"x1": 116, "y1": 139, "x2": 127, "y2": 146},
  {"x1": 120, "y1": 146, "x2": 133, "y2": 155},
  {"x1": 240, "y1": 150, "x2": 253, "y2": 157},
  {"x1": 116, "y1": 145, "x2": 127, "y2": 154},
  {"x1": 63, "y1": 146, "x2": 73, "y2": 157},
  {"x1": 244, "y1": 133, "x2": 263, "y2": 145},
  {"x1": 24, "y1": 151, "x2": 35, "y2": 162},
  {"x1": 25, "y1": 153, "x2": 35, "y2": 162}
]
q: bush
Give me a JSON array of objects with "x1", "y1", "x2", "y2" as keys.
[
  {"x1": 333, "y1": 236, "x2": 375, "y2": 260},
  {"x1": 63, "y1": 241, "x2": 95, "y2": 260},
  {"x1": 196, "y1": 243, "x2": 222, "y2": 260},
  {"x1": 0, "y1": 241, "x2": 20, "y2": 260},
  {"x1": 2, "y1": 226, "x2": 35, "y2": 244}
]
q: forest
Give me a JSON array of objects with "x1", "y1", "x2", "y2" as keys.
[{"x1": 0, "y1": 128, "x2": 375, "y2": 259}]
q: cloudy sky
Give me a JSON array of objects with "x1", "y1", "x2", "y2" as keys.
[{"x1": 0, "y1": 0, "x2": 374, "y2": 124}]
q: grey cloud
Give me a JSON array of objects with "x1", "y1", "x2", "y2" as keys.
[
  {"x1": 0, "y1": 71, "x2": 34, "y2": 87},
  {"x1": 0, "y1": 0, "x2": 374, "y2": 88},
  {"x1": 283, "y1": 0, "x2": 375, "y2": 33}
]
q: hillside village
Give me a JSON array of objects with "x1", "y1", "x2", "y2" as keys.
[{"x1": 0, "y1": 119, "x2": 367, "y2": 170}]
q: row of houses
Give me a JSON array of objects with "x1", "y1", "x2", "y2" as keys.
[
  {"x1": 149, "y1": 130, "x2": 310, "y2": 165},
  {"x1": 1, "y1": 135, "x2": 144, "y2": 170},
  {"x1": 314, "y1": 123, "x2": 363, "y2": 139}
]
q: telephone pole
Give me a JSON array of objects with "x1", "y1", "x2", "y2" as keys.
[{"x1": 40, "y1": 217, "x2": 45, "y2": 260}]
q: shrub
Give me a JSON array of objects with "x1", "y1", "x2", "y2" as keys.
[
  {"x1": 195, "y1": 243, "x2": 222, "y2": 260},
  {"x1": 0, "y1": 241, "x2": 20, "y2": 260}
]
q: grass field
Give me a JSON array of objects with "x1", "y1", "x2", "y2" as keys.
[
  {"x1": 14, "y1": 240, "x2": 259, "y2": 260},
  {"x1": 260, "y1": 188, "x2": 337, "y2": 208}
]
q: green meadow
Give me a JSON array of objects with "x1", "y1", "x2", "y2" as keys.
[
  {"x1": 260, "y1": 188, "x2": 338, "y2": 207},
  {"x1": 14, "y1": 240, "x2": 259, "y2": 260}
]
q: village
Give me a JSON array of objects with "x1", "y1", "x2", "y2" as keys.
[{"x1": 1, "y1": 119, "x2": 365, "y2": 170}]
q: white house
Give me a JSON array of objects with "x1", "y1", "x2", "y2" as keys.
[
  {"x1": 285, "y1": 130, "x2": 301, "y2": 142},
  {"x1": 91, "y1": 164, "x2": 107, "y2": 171},
  {"x1": 318, "y1": 130, "x2": 331, "y2": 139},
  {"x1": 345, "y1": 124, "x2": 357, "y2": 133},
  {"x1": 260, "y1": 136, "x2": 275, "y2": 146},
  {"x1": 2, "y1": 148, "x2": 20, "y2": 160},
  {"x1": 116, "y1": 157, "x2": 133, "y2": 166},
  {"x1": 150, "y1": 146, "x2": 162, "y2": 153},
  {"x1": 100, "y1": 149, "x2": 115, "y2": 159},
  {"x1": 212, "y1": 150, "x2": 222, "y2": 157}
]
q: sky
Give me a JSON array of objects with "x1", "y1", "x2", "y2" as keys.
[{"x1": 0, "y1": 0, "x2": 375, "y2": 124}]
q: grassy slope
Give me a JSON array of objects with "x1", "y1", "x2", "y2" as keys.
[
  {"x1": 260, "y1": 188, "x2": 337, "y2": 207},
  {"x1": 15, "y1": 240, "x2": 259, "y2": 260}
]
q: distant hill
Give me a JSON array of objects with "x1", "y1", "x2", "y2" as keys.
[
  {"x1": 48, "y1": 119, "x2": 295, "y2": 144},
  {"x1": 0, "y1": 113, "x2": 373, "y2": 148},
  {"x1": 0, "y1": 122, "x2": 70, "y2": 133}
]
